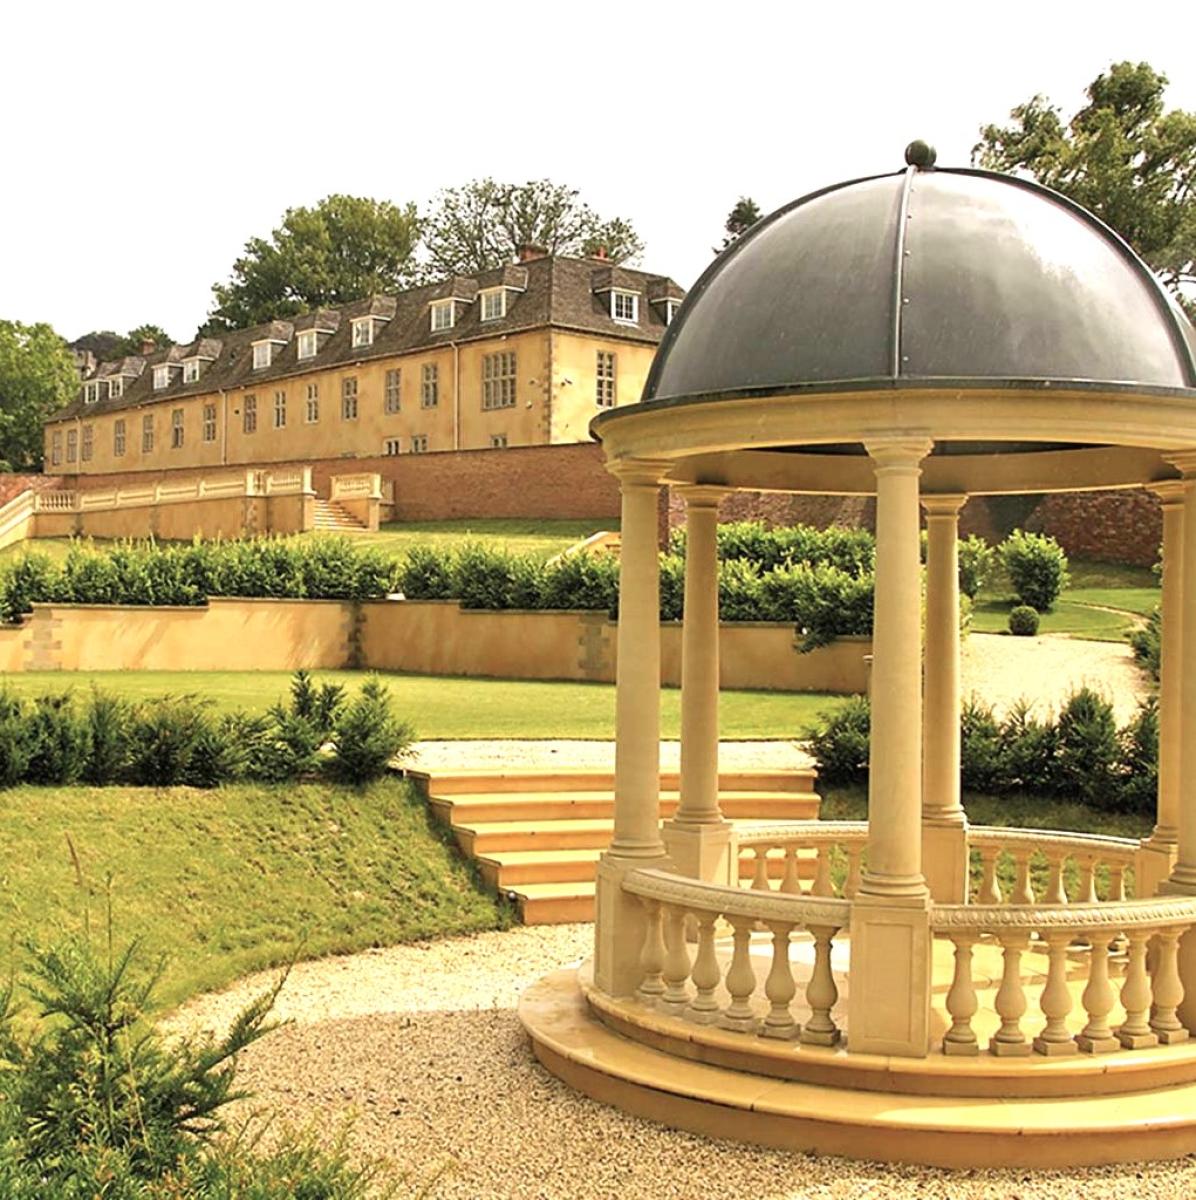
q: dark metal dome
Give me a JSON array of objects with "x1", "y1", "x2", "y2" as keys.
[{"x1": 646, "y1": 159, "x2": 1196, "y2": 404}]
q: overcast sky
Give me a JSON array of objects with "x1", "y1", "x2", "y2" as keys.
[{"x1": 3, "y1": 0, "x2": 1194, "y2": 344}]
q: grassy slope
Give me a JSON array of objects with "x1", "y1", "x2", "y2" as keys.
[
  {"x1": 0, "y1": 670, "x2": 848, "y2": 740},
  {"x1": 0, "y1": 779, "x2": 512, "y2": 1008}
]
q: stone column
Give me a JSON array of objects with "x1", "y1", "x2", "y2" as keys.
[
  {"x1": 921, "y1": 494, "x2": 969, "y2": 903},
  {"x1": 849, "y1": 437, "x2": 934, "y2": 1057},
  {"x1": 1162, "y1": 456, "x2": 1196, "y2": 1028},
  {"x1": 1139, "y1": 481, "x2": 1183, "y2": 896},
  {"x1": 663, "y1": 485, "x2": 733, "y2": 881},
  {"x1": 595, "y1": 458, "x2": 671, "y2": 996}
]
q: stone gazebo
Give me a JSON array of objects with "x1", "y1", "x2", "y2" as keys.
[{"x1": 520, "y1": 146, "x2": 1196, "y2": 1167}]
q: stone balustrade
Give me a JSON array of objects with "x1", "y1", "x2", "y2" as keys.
[
  {"x1": 932, "y1": 895, "x2": 1196, "y2": 1058},
  {"x1": 330, "y1": 473, "x2": 380, "y2": 500},
  {"x1": 735, "y1": 821, "x2": 868, "y2": 898},
  {"x1": 34, "y1": 490, "x2": 76, "y2": 512},
  {"x1": 625, "y1": 867, "x2": 851, "y2": 1044}
]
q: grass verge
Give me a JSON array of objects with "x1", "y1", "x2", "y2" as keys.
[
  {"x1": 1, "y1": 670, "x2": 849, "y2": 740},
  {"x1": 0, "y1": 778, "x2": 513, "y2": 1008}
]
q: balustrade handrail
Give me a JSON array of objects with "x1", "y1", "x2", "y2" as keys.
[
  {"x1": 968, "y1": 825, "x2": 1139, "y2": 862},
  {"x1": 932, "y1": 894, "x2": 1196, "y2": 934},
  {"x1": 735, "y1": 820, "x2": 867, "y2": 848},
  {"x1": 624, "y1": 866, "x2": 852, "y2": 926}
]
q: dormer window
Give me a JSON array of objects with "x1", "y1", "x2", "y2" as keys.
[
  {"x1": 611, "y1": 290, "x2": 639, "y2": 324},
  {"x1": 297, "y1": 330, "x2": 319, "y2": 360},
  {"x1": 430, "y1": 300, "x2": 455, "y2": 332},
  {"x1": 83, "y1": 382, "x2": 100, "y2": 404},
  {"x1": 252, "y1": 342, "x2": 273, "y2": 369},
  {"x1": 665, "y1": 300, "x2": 682, "y2": 324},
  {"x1": 153, "y1": 365, "x2": 171, "y2": 390},
  {"x1": 108, "y1": 377, "x2": 123, "y2": 399},
  {"x1": 479, "y1": 288, "x2": 507, "y2": 322},
  {"x1": 351, "y1": 318, "x2": 374, "y2": 348},
  {"x1": 182, "y1": 358, "x2": 201, "y2": 384}
]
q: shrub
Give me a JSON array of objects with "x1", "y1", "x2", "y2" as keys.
[
  {"x1": 540, "y1": 552, "x2": 620, "y2": 612},
  {"x1": 289, "y1": 669, "x2": 347, "y2": 739},
  {"x1": 0, "y1": 552, "x2": 55, "y2": 623},
  {"x1": 1000, "y1": 529, "x2": 1069, "y2": 611},
  {"x1": 397, "y1": 543, "x2": 456, "y2": 599},
  {"x1": 716, "y1": 558, "x2": 763, "y2": 622},
  {"x1": 1129, "y1": 606, "x2": 1161, "y2": 682},
  {"x1": 0, "y1": 690, "x2": 32, "y2": 787},
  {"x1": 326, "y1": 676, "x2": 415, "y2": 785},
  {"x1": 250, "y1": 707, "x2": 324, "y2": 783},
  {"x1": 452, "y1": 543, "x2": 545, "y2": 610},
  {"x1": 82, "y1": 687, "x2": 132, "y2": 785},
  {"x1": 1008, "y1": 605, "x2": 1040, "y2": 636},
  {"x1": 757, "y1": 562, "x2": 873, "y2": 651},
  {"x1": 1054, "y1": 686, "x2": 1121, "y2": 808},
  {"x1": 805, "y1": 696, "x2": 870, "y2": 785},
  {"x1": 957, "y1": 535, "x2": 995, "y2": 599},
  {"x1": 23, "y1": 693, "x2": 90, "y2": 785},
  {"x1": 126, "y1": 696, "x2": 213, "y2": 787},
  {"x1": 186, "y1": 711, "x2": 270, "y2": 787},
  {"x1": 657, "y1": 553, "x2": 685, "y2": 621},
  {"x1": 996, "y1": 698, "x2": 1057, "y2": 794},
  {"x1": 1119, "y1": 697, "x2": 1159, "y2": 816},
  {"x1": 960, "y1": 696, "x2": 1004, "y2": 793}
]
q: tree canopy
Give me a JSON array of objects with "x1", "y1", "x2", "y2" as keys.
[
  {"x1": 974, "y1": 62, "x2": 1196, "y2": 313},
  {"x1": 0, "y1": 322, "x2": 79, "y2": 472},
  {"x1": 421, "y1": 179, "x2": 644, "y2": 278},
  {"x1": 717, "y1": 197, "x2": 763, "y2": 252},
  {"x1": 203, "y1": 195, "x2": 421, "y2": 333},
  {"x1": 72, "y1": 325, "x2": 175, "y2": 361}
]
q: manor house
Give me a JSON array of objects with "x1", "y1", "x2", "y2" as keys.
[{"x1": 44, "y1": 251, "x2": 685, "y2": 476}]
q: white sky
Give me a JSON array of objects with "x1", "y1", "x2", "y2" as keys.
[{"x1": 3, "y1": 0, "x2": 1195, "y2": 344}]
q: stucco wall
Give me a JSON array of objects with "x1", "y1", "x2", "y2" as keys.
[{"x1": 0, "y1": 598, "x2": 869, "y2": 693}]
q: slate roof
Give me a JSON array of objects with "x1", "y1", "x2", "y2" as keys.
[{"x1": 50, "y1": 255, "x2": 685, "y2": 423}]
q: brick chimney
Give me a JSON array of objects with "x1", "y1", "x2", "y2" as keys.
[
  {"x1": 591, "y1": 246, "x2": 609, "y2": 261},
  {"x1": 140, "y1": 337, "x2": 156, "y2": 356},
  {"x1": 517, "y1": 244, "x2": 548, "y2": 263}
]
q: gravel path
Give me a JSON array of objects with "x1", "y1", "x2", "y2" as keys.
[{"x1": 167, "y1": 634, "x2": 1160, "y2": 1196}]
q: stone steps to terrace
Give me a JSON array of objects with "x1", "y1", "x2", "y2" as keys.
[
  {"x1": 408, "y1": 767, "x2": 821, "y2": 924},
  {"x1": 312, "y1": 498, "x2": 366, "y2": 532}
]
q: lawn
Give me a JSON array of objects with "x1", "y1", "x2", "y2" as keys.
[
  {"x1": 0, "y1": 670, "x2": 848, "y2": 741},
  {"x1": 0, "y1": 778, "x2": 513, "y2": 1009}
]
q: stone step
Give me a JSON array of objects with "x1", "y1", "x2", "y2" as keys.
[
  {"x1": 521, "y1": 965, "x2": 1196, "y2": 1169},
  {"x1": 411, "y1": 767, "x2": 817, "y2": 797},
  {"x1": 508, "y1": 882, "x2": 596, "y2": 925},
  {"x1": 312, "y1": 499, "x2": 366, "y2": 531},
  {"x1": 453, "y1": 818, "x2": 615, "y2": 857},
  {"x1": 476, "y1": 849, "x2": 600, "y2": 888}
]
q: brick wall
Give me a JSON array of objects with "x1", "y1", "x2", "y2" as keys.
[{"x1": 0, "y1": 474, "x2": 64, "y2": 506}]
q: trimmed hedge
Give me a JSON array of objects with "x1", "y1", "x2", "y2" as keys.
[{"x1": 0, "y1": 536, "x2": 401, "y2": 624}]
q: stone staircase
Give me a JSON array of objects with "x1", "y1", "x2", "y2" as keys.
[
  {"x1": 408, "y1": 767, "x2": 820, "y2": 924},
  {"x1": 312, "y1": 498, "x2": 366, "y2": 532}
]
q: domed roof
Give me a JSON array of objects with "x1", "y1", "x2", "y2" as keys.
[{"x1": 645, "y1": 152, "x2": 1196, "y2": 405}]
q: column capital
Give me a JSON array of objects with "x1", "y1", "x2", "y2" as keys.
[
  {"x1": 1148, "y1": 479, "x2": 1189, "y2": 506},
  {"x1": 673, "y1": 483, "x2": 732, "y2": 510},
  {"x1": 1162, "y1": 451, "x2": 1196, "y2": 478},
  {"x1": 921, "y1": 492, "x2": 968, "y2": 518},
  {"x1": 607, "y1": 457, "x2": 672, "y2": 487},
  {"x1": 865, "y1": 436, "x2": 934, "y2": 474}
]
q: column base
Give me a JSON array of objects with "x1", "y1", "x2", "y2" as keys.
[
  {"x1": 921, "y1": 815, "x2": 969, "y2": 904},
  {"x1": 594, "y1": 851, "x2": 670, "y2": 998},
  {"x1": 661, "y1": 819, "x2": 733, "y2": 884},
  {"x1": 1138, "y1": 837, "x2": 1180, "y2": 898},
  {"x1": 847, "y1": 893, "x2": 932, "y2": 1057}
]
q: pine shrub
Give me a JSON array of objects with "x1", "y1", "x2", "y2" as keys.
[
  {"x1": 126, "y1": 696, "x2": 213, "y2": 787},
  {"x1": 23, "y1": 693, "x2": 90, "y2": 785},
  {"x1": 82, "y1": 688, "x2": 132, "y2": 785},
  {"x1": 326, "y1": 677, "x2": 415, "y2": 785},
  {"x1": 805, "y1": 695, "x2": 871, "y2": 785},
  {"x1": 1129, "y1": 606, "x2": 1160, "y2": 681},
  {"x1": 960, "y1": 696, "x2": 1004, "y2": 793},
  {"x1": 1053, "y1": 686, "x2": 1121, "y2": 808}
]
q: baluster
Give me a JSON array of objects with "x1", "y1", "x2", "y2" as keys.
[
  {"x1": 1109, "y1": 864, "x2": 1127, "y2": 902},
  {"x1": 637, "y1": 898, "x2": 666, "y2": 1005},
  {"x1": 1011, "y1": 850, "x2": 1035, "y2": 905},
  {"x1": 1076, "y1": 932, "x2": 1120, "y2": 1053},
  {"x1": 801, "y1": 924, "x2": 841, "y2": 1046},
  {"x1": 751, "y1": 847, "x2": 771, "y2": 891},
  {"x1": 989, "y1": 932, "x2": 1032, "y2": 1056},
  {"x1": 942, "y1": 934, "x2": 980, "y2": 1056},
  {"x1": 1033, "y1": 931, "x2": 1078, "y2": 1055},
  {"x1": 1044, "y1": 853, "x2": 1068, "y2": 904},
  {"x1": 1078, "y1": 857, "x2": 1098, "y2": 905},
  {"x1": 780, "y1": 846, "x2": 802, "y2": 895},
  {"x1": 758, "y1": 921, "x2": 800, "y2": 1040},
  {"x1": 845, "y1": 846, "x2": 862, "y2": 899},
  {"x1": 659, "y1": 905, "x2": 692, "y2": 1013},
  {"x1": 978, "y1": 847, "x2": 1003, "y2": 905},
  {"x1": 1150, "y1": 929, "x2": 1190, "y2": 1044},
  {"x1": 1118, "y1": 929, "x2": 1158, "y2": 1049},
  {"x1": 718, "y1": 916, "x2": 758, "y2": 1033},
  {"x1": 685, "y1": 911, "x2": 722, "y2": 1025},
  {"x1": 811, "y1": 846, "x2": 834, "y2": 897}
]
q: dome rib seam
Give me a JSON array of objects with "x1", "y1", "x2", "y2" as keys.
[{"x1": 890, "y1": 166, "x2": 917, "y2": 380}]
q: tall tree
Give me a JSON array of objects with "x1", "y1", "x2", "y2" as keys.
[
  {"x1": 0, "y1": 322, "x2": 79, "y2": 472},
  {"x1": 974, "y1": 62, "x2": 1196, "y2": 313},
  {"x1": 421, "y1": 179, "x2": 644, "y2": 277},
  {"x1": 717, "y1": 197, "x2": 763, "y2": 252},
  {"x1": 204, "y1": 195, "x2": 421, "y2": 333},
  {"x1": 72, "y1": 325, "x2": 175, "y2": 361}
]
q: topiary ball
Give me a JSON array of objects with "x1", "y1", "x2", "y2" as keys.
[{"x1": 1008, "y1": 605, "x2": 1040, "y2": 637}]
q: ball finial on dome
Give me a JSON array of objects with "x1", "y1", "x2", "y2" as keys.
[{"x1": 904, "y1": 140, "x2": 937, "y2": 169}]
